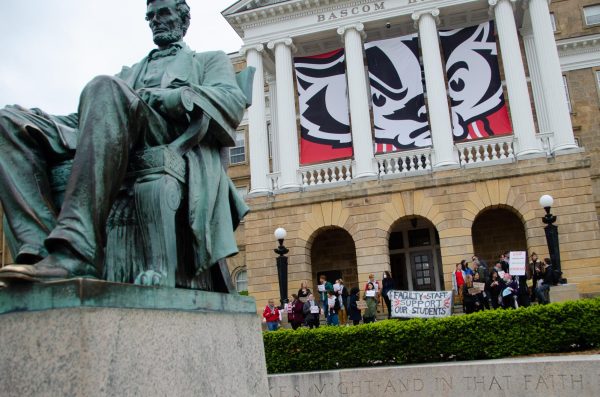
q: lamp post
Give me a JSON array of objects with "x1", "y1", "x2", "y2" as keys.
[
  {"x1": 274, "y1": 227, "x2": 289, "y2": 309},
  {"x1": 539, "y1": 195, "x2": 565, "y2": 284}
]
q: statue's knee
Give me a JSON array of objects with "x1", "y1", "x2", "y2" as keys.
[{"x1": 82, "y1": 75, "x2": 122, "y2": 95}]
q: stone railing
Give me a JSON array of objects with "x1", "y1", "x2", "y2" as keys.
[
  {"x1": 267, "y1": 172, "x2": 280, "y2": 191},
  {"x1": 455, "y1": 136, "x2": 515, "y2": 167},
  {"x1": 298, "y1": 159, "x2": 353, "y2": 187},
  {"x1": 376, "y1": 148, "x2": 432, "y2": 177}
]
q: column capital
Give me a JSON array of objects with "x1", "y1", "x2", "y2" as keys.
[
  {"x1": 267, "y1": 38, "x2": 296, "y2": 53},
  {"x1": 337, "y1": 23, "x2": 366, "y2": 40},
  {"x1": 488, "y1": 0, "x2": 516, "y2": 7},
  {"x1": 488, "y1": 0, "x2": 516, "y2": 18},
  {"x1": 411, "y1": 8, "x2": 440, "y2": 28},
  {"x1": 239, "y1": 44, "x2": 265, "y2": 57}
]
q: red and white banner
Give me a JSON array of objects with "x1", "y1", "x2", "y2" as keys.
[
  {"x1": 365, "y1": 34, "x2": 431, "y2": 153},
  {"x1": 439, "y1": 21, "x2": 512, "y2": 142},
  {"x1": 294, "y1": 49, "x2": 353, "y2": 165}
]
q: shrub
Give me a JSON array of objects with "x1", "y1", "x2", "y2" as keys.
[{"x1": 263, "y1": 298, "x2": 600, "y2": 374}]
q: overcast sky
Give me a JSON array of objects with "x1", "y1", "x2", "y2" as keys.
[{"x1": 0, "y1": 0, "x2": 243, "y2": 114}]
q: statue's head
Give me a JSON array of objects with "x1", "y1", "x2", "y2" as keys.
[{"x1": 146, "y1": 0, "x2": 191, "y2": 48}]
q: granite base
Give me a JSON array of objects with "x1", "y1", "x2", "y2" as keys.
[{"x1": 0, "y1": 279, "x2": 269, "y2": 397}]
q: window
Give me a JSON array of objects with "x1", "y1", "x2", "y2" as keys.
[
  {"x1": 235, "y1": 268, "x2": 248, "y2": 292},
  {"x1": 583, "y1": 5, "x2": 600, "y2": 26},
  {"x1": 550, "y1": 13, "x2": 557, "y2": 32},
  {"x1": 563, "y1": 75, "x2": 572, "y2": 113},
  {"x1": 229, "y1": 130, "x2": 246, "y2": 164},
  {"x1": 408, "y1": 229, "x2": 431, "y2": 248}
]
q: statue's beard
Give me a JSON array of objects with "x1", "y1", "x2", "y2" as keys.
[{"x1": 153, "y1": 27, "x2": 184, "y2": 46}]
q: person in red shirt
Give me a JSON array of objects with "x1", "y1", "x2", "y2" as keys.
[
  {"x1": 453, "y1": 263, "x2": 466, "y2": 304},
  {"x1": 262, "y1": 299, "x2": 280, "y2": 331}
]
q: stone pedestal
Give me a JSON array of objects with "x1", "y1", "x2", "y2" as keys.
[
  {"x1": 549, "y1": 283, "x2": 581, "y2": 303},
  {"x1": 0, "y1": 279, "x2": 269, "y2": 397}
]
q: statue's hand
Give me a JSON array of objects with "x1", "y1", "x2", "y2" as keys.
[{"x1": 134, "y1": 270, "x2": 165, "y2": 286}]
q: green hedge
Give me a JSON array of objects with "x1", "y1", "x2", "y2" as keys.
[{"x1": 263, "y1": 298, "x2": 600, "y2": 374}]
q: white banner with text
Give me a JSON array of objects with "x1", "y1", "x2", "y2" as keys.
[{"x1": 389, "y1": 290, "x2": 453, "y2": 318}]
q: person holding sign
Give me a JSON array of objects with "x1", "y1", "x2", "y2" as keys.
[
  {"x1": 347, "y1": 287, "x2": 362, "y2": 325},
  {"x1": 302, "y1": 293, "x2": 321, "y2": 329},
  {"x1": 325, "y1": 290, "x2": 340, "y2": 326},
  {"x1": 262, "y1": 299, "x2": 280, "y2": 331},
  {"x1": 317, "y1": 275, "x2": 333, "y2": 314},
  {"x1": 288, "y1": 294, "x2": 305, "y2": 330},
  {"x1": 363, "y1": 282, "x2": 377, "y2": 323},
  {"x1": 485, "y1": 270, "x2": 504, "y2": 309}
]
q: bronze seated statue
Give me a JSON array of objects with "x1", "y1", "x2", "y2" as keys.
[{"x1": 0, "y1": 0, "x2": 252, "y2": 292}]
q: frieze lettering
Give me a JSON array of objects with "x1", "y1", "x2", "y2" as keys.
[{"x1": 317, "y1": 2, "x2": 385, "y2": 22}]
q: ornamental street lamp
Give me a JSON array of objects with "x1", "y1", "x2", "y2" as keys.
[
  {"x1": 539, "y1": 195, "x2": 565, "y2": 284},
  {"x1": 274, "y1": 227, "x2": 289, "y2": 309}
]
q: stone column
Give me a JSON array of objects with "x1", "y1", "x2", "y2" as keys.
[
  {"x1": 489, "y1": 0, "x2": 542, "y2": 156},
  {"x1": 412, "y1": 9, "x2": 458, "y2": 168},
  {"x1": 521, "y1": 30, "x2": 551, "y2": 135},
  {"x1": 337, "y1": 23, "x2": 377, "y2": 179},
  {"x1": 266, "y1": 72, "x2": 280, "y2": 174},
  {"x1": 267, "y1": 38, "x2": 300, "y2": 190},
  {"x1": 241, "y1": 44, "x2": 270, "y2": 194},
  {"x1": 527, "y1": 0, "x2": 577, "y2": 152}
]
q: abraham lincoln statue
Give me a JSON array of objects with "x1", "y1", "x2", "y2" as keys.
[{"x1": 0, "y1": 0, "x2": 248, "y2": 286}]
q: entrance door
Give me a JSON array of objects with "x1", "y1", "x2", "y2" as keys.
[
  {"x1": 390, "y1": 254, "x2": 407, "y2": 290},
  {"x1": 411, "y1": 251, "x2": 434, "y2": 291}
]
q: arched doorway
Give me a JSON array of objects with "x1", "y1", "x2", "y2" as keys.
[
  {"x1": 472, "y1": 207, "x2": 527, "y2": 266},
  {"x1": 310, "y1": 227, "x2": 358, "y2": 290},
  {"x1": 388, "y1": 217, "x2": 444, "y2": 291}
]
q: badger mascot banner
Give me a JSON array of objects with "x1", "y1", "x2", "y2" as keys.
[
  {"x1": 439, "y1": 21, "x2": 512, "y2": 141},
  {"x1": 365, "y1": 34, "x2": 431, "y2": 153},
  {"x1": 294, "y1": 49, "x2": 353, "y2": 164}
]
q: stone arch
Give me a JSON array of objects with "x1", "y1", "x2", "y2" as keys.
[
  {"x1": 307, "y1": 226, "x2": 359, "y2": 290},
  {"x1": 471, "y1": 205, "x2": 528, "y2": 267},
  {"x1": 388, "y1": 215, "x2": 444, "y2": 291},
  {"x1": 380, "y1": 191, "x2": 444, "y2": 233}
]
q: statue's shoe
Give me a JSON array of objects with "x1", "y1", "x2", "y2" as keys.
[{"x1": 0, "y1": 264, "x2": 70, "y2": 282}]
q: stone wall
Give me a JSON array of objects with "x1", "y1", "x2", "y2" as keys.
[
  {"x1": 268, "y1": 355, "x2": 600, "y2": 397},
  {"x1": 244, "y1": 153, "x2": 600, "y2": 309}
]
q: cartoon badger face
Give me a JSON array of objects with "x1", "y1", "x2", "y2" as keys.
[
  {"x1": 440, "y1": 21, "x2": 510, "y2": 141},
  {"x1": 365, "y1": 34, "x2": 431, "y2": 151}
]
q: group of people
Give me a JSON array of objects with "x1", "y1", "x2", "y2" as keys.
[
  {"x1": 263, "y1": 272, "x2": 396, "y2": 331},
  {"x1": 452, "y1": 252, "x2": 556, "y2": 314}
]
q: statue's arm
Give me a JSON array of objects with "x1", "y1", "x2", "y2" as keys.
[{"x1": 186, "y1": 51, "x2": 246, "y2": 147}]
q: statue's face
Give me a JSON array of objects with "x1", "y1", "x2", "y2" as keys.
[{"x1": 146, "y1": 0, "x2": 184, "y2": 47}]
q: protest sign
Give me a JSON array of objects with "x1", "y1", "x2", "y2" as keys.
[
  {"x1": 473, "y1": 282, "x2": 485, "y2": 292},
  {"x1": 356, "y1": 300, "x2": 367, "y2": 310},
  {"x1": 509, "y1": 251, "x2": 527, "y2": 276},
  {"x1": 390, "y1": 290, "x2": 453, "y2": 318}
]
